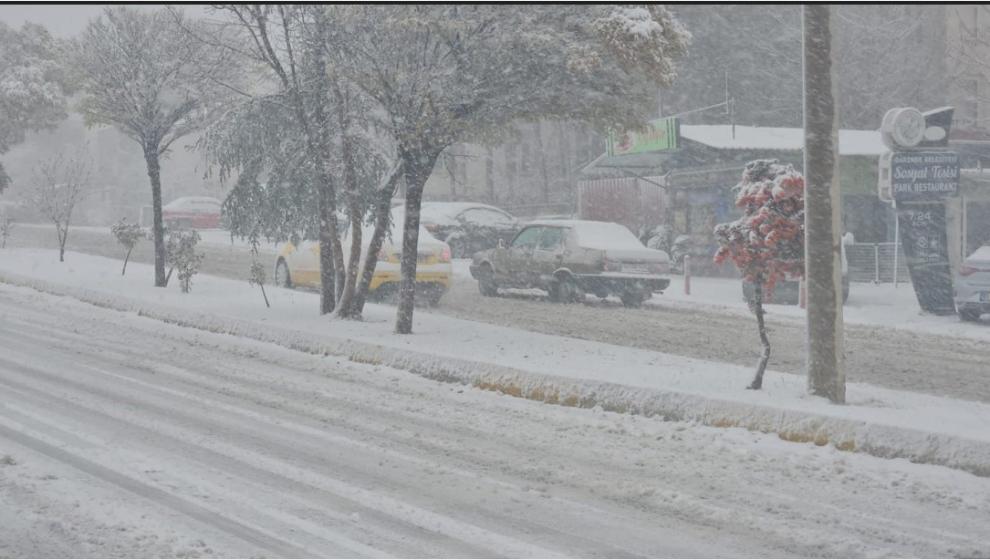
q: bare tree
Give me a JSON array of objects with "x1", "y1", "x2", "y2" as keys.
[
  {"x1": 30, "y1": 148, "x2": 91, "y2": 262},
  {"x1": 73, "y1": 7, "x2": 232, "y2": 287}
]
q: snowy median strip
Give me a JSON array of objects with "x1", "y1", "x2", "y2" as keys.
[{"x1": 3, "y1": 248, "x2": 990, "y2": 477}]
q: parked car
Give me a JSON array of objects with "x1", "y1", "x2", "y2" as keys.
[
  {"x1": 419, "y1": 202, "x2": 520, "y2": 258},
  {"x1": 469, "y1": 219, "x2": 671, "y2": 308},
  {"x1": 955, "y1": 245, "x2": 990, "y2": 321},
  {"x1": 162, "y1": 196, "x2": 222, "y2": 229},
  {"x1": 274, "y1": 209, "x2": 453, "y2": 306}
]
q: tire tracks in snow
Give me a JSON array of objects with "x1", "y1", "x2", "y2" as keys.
[{"x1": 2, "y1": 286, "x2": 990, "y2": 557}]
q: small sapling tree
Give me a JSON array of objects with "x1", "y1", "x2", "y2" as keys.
[
  {"x1": 165, "y1": 229, "x2": 203, "y2": 293},
  {"x1": 714, "y1": 159, "x2": 805, "y2": 390},
  {"x1": 248, "y1": 249, "x2": 270, "y2": 308},
  {"x1": 111, "y1": 218, "x2": 144, "y2": 275}
]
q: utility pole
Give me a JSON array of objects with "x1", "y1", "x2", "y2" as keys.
[{"x1": 803, "y1": 5, "x2": 845, "y2": 404}]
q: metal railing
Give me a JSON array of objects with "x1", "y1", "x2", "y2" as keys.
[{"x1": 846, "y1": 242, "x2": 910, "y2": 284}]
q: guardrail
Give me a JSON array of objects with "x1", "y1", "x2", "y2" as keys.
[{"x1": 846, "y1": 242, "x2": 910, "y2": 284}]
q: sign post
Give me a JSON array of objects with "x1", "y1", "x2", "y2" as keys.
[{"x1": 878, "y1": 107, "x2": 958, "y2": 315}]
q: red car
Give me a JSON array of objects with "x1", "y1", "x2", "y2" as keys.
[{"x1": 162, "y1": 196, "x2": 222, "y2": 229}]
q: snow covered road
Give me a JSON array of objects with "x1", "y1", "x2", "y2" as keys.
[{"x1": 2, "y1": 286, "x2": 990, "y2": 557}]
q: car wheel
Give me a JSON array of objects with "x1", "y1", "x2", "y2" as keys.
[
  {"x1": 550, "y1": 275, "x2": 582, "y2": 304},
  {"x1": 426, "y1": 289, "x2": 444, "y2": 307},
  {"x1": 478, "y1": 264, "x2": 498, "y2": 297},
  {"x1": 620, "y1": 290, "x2": 647, "y2": 308},
  {"x1": 275, "y1": 259, "x2": 292, "y2": 288},
  {"x1": 959, "y1": 308, "x2": 982, "y2": 322}
]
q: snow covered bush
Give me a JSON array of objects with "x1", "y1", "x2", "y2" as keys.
[
  {"x1": 165, "y1": 229, "x2": 203, "y2": 294},
  {"x1": 714, "y1": 159, "x2": 805, "y2": 390},
  {"x1": 111, "y1": 218, "x2": 144, "y2": 276}
]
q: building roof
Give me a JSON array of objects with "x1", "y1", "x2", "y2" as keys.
[{"x1": 680, "y1": 125, "x2": 886, "y2": 156}]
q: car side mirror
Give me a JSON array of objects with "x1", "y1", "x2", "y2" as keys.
[{"x1": 498, "y1": 238, "x2": 506, "y2": 249}]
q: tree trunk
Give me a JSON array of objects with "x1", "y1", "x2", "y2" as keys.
[
  {"x1": 395, "y1": 147, "x2": 440, "y2": 334},
  {"x1": 485, "y1": 147, "x2": 495, "y2": 205},
  {"x1": 748, "y1": 279, "x2": 772, "y2": 390},
  {"x1": 317, "y1": 183, "x2": 338, "y2": 315},
  {"x1": 334, "y1": 87, "x2": 364, "y2": 319},
  {"x1": 803, "y1": 4, "x2": 845, "y2": 404},
  {"x1": 535, "y1": 121, "x2": 550, "y2": 204},
  {"x1": 143, "y1": 146, "x2": 167, "y2": 287},
  {"x1": 335, "y1": 203, "x2": 363, "y2": 318},
  {"x1": 122, "y1": 247, "x2": 132, "y2": 275},
  {"x1": 353, "y1": 163, "x2": 404, "y2": 315},
  {"x1": 58, "y1": 226, "x2": 66, "y2": 262},
  {"x1": 260, "y1": 283, "x2": 270, "y2": 308}
]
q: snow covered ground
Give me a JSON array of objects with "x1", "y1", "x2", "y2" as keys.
[
  {"x1": 3, "y1": 248, "x2": 990, "y2": 477},
  {"x1": 2, "y1": 274, "x2": 990, "y2": 557},
  {"x1": 453, "y1": 258, "x2": 990, "y2": 342},
  {"x1": 8, "y1": 227, "x2": 990, "y2": 403}
]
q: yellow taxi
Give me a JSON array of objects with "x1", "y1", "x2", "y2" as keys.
[{"x1": 274, "y1": 210, "x2": 453, "y2": 305}]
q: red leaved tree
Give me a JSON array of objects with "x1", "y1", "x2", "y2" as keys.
[{"x1": 714, "y1": 159, "x2": 805, "y2": 390}]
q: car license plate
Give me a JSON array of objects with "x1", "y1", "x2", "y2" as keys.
[
  {"x1": 980, "y1": 292, "x2": 990, "y2": 303},
  {"x1": 623, "y1": 264, "x2": 650, "y2": 275}
]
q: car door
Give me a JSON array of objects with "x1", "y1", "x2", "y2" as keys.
[
  {"x1": 286, "y1": 238, "x2": 321, "y2": 287},
  {"x1": 498, "y1": 226, "x2": 542, "y2": 287},
  {"x1": 532, "y1": 226, "x2": 567, "y2": 287}
]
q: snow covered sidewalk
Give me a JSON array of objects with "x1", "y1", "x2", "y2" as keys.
[{"x1": 3, "y1": 248, "x2": 990, "y2": 477}]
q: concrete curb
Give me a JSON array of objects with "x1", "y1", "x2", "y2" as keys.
[{"x1": 4, "y1": 269, "x2": 990, "y2": 478}]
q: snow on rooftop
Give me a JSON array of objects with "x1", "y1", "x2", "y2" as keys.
[{"x1": 680, "y1": 125, "x2": 886, "y2": 156}]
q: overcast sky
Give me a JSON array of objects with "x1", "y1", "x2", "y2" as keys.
[{"x1": 0, "y1": 4, "x2": 209, "y2": 38}]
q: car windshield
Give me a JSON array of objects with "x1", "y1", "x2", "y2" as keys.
[{"x1": 461, "y1": 208, "x2": 514, "y2": 227}]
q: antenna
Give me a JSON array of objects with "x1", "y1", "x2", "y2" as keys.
[{"x1": 725, "y1": 70, "x2": 735, "y2": 140}]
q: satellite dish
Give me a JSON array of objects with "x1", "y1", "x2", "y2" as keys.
[{"x1": 881, "y1": 107, "x2": 926, "y2": 149}]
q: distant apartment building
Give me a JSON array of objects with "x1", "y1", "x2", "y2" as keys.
[{"x1": 422, "y1": 122, "x2": 604, "y2": 217}]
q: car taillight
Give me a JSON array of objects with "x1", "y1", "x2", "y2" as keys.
[
  {"x1": 960, "y1": 265, "x2": 979, "y2": 276},
  {"x1": 440, "y1": 246, "x2": 451, "y2": 263}
]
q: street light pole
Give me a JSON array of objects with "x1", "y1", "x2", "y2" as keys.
[{"x1": 803, "y1": 5, "x2": 846, "y2": 404}]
